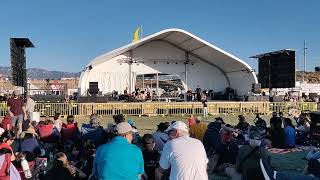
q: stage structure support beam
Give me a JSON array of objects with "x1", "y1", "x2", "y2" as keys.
[{"x1": 184, "y1": 52, "x2": 189, "y2": 101}]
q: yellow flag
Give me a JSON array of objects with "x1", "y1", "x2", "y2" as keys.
[{"x1": 133, "y1": 27, "x2": 140, "y2": 42}]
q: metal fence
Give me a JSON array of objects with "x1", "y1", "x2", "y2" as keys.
[{"x1": 0, "y1": 101, "x2": 317, "y2": 117}]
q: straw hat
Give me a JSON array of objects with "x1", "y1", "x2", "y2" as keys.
[{"x1": 20, "y1": 127, "x2": 38, "y2": 138}]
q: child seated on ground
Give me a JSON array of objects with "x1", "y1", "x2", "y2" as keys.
[
  {"x1": 141, "y1": 134, "x2": 160, "y2": 180},
  {"x1": 1, "y1": 113, "x2": 12, "y2": 131}
]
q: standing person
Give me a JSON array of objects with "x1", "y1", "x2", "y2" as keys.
[
  {"x1": 93, "y1": 122, "x2": 144, "y2": 180},
  {"x1": 7, "y1": 90, "x2": 27, "y2": 137},
  {"x1": 187, "y1": 114, "x2": 195, "y2": 127},
  {"x1": 202, "y1": 99, "x2": 208, "y2": 118},
  {"x1": 155, "y1": 121, "x2": 208, "y2": 180},
  {"x1": 26, "y1": 95, "x2": 36, "y2": 122},
  {"x1": 189, "y1": 116, "x2": 207, "y2": 141},
  {"x1": 152, "y1": 123, "x2": 169, "y2": 152},
  {"x1": 235, "y1": 115, "x2": 250, "y2": 132}
]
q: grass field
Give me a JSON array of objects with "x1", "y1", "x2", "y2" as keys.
[{"x1": 59, "y1": 114, "x2": 309, "y2": 180}]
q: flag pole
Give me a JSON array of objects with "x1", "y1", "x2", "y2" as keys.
[{"x1": 140, "y1": 25, "x2": 143, "y2": 39}]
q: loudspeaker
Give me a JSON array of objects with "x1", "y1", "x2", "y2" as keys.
[{"x1": 89, "y1": 82, "x2": 99, "y2": 95}]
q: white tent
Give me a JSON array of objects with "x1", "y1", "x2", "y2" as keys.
[{"x1": 79, "y1": 28, "x2": 257, "y2": 96}]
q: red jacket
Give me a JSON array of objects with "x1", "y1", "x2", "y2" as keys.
[{"x1": 1, "y1": 115, "x2": 12, "y2": 130}]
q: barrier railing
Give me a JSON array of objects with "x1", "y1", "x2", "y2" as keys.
[
  {"x1": 269, "y1": 102, "x2": 318, "y2": 113},
  {"x1": 0, "y1": 101, "x2": 317, "y2": 117}
]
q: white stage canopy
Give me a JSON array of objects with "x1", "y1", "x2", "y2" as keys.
[{"x1": 79, "y1": 28, "x2": 257, "y2": 96}]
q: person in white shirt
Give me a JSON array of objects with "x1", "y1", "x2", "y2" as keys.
[
  {"x1": 53, "y1": 112, "x2": 62, "y2": 133},
  {"x1": 153, "y1": 122, "x2": 169, "y2": 152},
  {"x1": 26, "y1": 95, "x2": 36, "y2": 121},
  {"x1": 155, "y1": 121, "x2": 208, "y2": 180}
]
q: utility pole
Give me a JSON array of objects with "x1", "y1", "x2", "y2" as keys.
[
  {"x1": 303, "y1": 40, "x2": 307, "y2": 83},
  {"x1": 304, "y1": 40, "x2": 307, "y2": 72}
]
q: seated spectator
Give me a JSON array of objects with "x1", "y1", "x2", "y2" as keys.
[
  {"x1": 235, "y1": 115, "x2": 250, "y2": 132},
  {"x1": 270, "y1": 112, "x2": 281, "y2": 129},
  {"x1": 19, "y1": 127, "x2": 41, "y2": 157},
  {"x1": 269, "y1": 120, "x2": 286, "y2": 148},
  {"x1": 142, "y1": 134, "x2": 160, "y2": 180},
  {"x1": 82, "y1": 140, "x2": 96, "y2": 178},
  {"x1": 53, "y1": 112, "x2": 62, "y2": 133},
  {"x1": 88, "y1": 114, "x2": 100, "y2": 128},
  {"x1": 1, "y1": 114, "x2": 12, "y2": 131},
  {"x1": 279, "y1": 112, "x2": 285, "y2": 128},
  {"x1": 203, "y1": 117, "x2": 239, "y2": 156},
  {"x1": 0, "y1": 130, "x2": 16, "y2": 161},
  {"x1": 45, "y1": 152, "x2": 86, "y2": 180},
  {"x1": 61, "y1": 115, "x2": 80, "y2": 143},
  {"x1": 0, "y1": 130, "x2": 21, "y2": 179},
  {"x1": 189, "y1": 116, "x2": 207, "y2": 141},
  {"x1": 152, "y1": 123, "x2": 169, "y2": 152},
  {"x1": 254, "y1": 114, "x2": 267, "y2": 133},
  {"x1": 155, "y1": 121, "x2": 208, "y2": 180},
  {"x1": 212, "y1": 131, "x2": 239, "y2": 175},
  {"x1": 93, "y1": 122, "x2": 144, "y2": 179},
  {"x1": 104, "y1": 114, "x2": 126, "y2": 142},
  {"x1": 37, "y1": 122, "x2": 54, "y2": 143},
  {"x1": 81, "y1": 114, "x2": 103, "y2": 146},
  {"x1": 187, "y1": 114, "x2": 195, "y2": 127},
  {"x1": 226, "y1": 126, "x2": 270, "y2": 180},
  {"x1": 22, "y1": 117, "x2": 31, "y2": 132},
  {"x1": 284, "y1": 118, "x2": 295, "y2": 148},
  {"x1": 297, "y1": 117, "x2": 311, "y2": 133}
]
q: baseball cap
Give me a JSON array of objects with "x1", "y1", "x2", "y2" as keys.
[
  {"x1": 165, "y1": 121, "x2": 188, "y2": 133},
  {"x1": 115, "y1": 122, "x2": 133, "y2": 134},
  {"x1": 196, "y1": 116, "x2": 202, "y2": 121},
  {"x1": 13, "y1": 90, "x2": 21, "y2": 96}
]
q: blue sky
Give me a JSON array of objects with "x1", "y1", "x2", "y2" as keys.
[{"x1": 0, "y1": 0, "x2": 319, "y2": 72}]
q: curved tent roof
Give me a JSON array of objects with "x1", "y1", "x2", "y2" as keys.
[{"x1": 86, "y1": 28, "x2": 257, "y2": 84}]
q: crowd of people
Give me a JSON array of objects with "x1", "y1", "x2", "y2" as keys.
[{"x1": 0, "y1": 90, "x2": 320, "y2": 180}]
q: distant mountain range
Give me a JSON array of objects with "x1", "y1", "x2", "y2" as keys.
[{"x1": 0, "y1": 66, "x2": 81, "y2": 80}]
